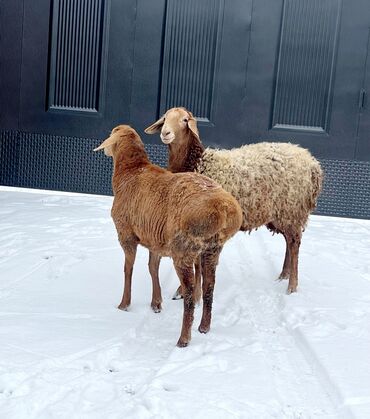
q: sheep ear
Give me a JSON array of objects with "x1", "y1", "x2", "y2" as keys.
[
  {"x1": 188, "y1": 115, "x2": 200, "y2": 141},
  {"x1": 144, "y1": 116, "x2": 165, "y2": 134},
  {"x1": 93, "y1": 134, "x2": 119, "y2": 151}
]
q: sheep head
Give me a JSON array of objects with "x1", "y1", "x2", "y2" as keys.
[
  {"x1": 145, "y1": 107, "x2": 200, "y2": 145},
  {"x1": 94, "y1": 125, "x2": 147, "y2": 160}
]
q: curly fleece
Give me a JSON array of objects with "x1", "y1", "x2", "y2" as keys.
[{"x1": 196, "y1": 142, "x2": 323, "y2": 232}]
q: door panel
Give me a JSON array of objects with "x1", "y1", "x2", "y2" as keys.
[
  {"x1": 243, "y1": 0, "x2": 370, "y2": 159},
  {"x1": 128, "y1": 0, "x2": 167, "y2": 136},
  {"x1": 4, "y1": 0, "x2": 370, "y2": 160},
  {"x1": 136, "y1": 0, "x2": 253, "y2": 148},
  {"x1": 47, "y1": 0, "x2": 108, "y2": 114},
  {"x1": 0, "y1": 0, "x2": 24, "y2": 129},
  {"x1": 356, "y1": 28, "x2": 370, "y2": 161},
  {"x1": 271, "y1": 0, "x2": 341, "y2": 134},
  {"x1": 159, "y1": 0, "x2": 224, "y2": 124},
  {"x1": 19, "y1": 0, "x2": 136, "y2": 138},
  {"x1": 207, "y1": 0, "x2": 253, "y2": 147}
]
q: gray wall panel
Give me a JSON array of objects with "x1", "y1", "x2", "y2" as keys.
[
  {"x1": 1, "y1": 130, "x2": 370, "y2": 219},
  {"x1": 0, "y1": 131, "x2": 20, "y2": 185},
  {"x1": 317, "y1": 158, "x2": 370, "y2": 219},
  {"x1": 0, "y1": 131, "x2": 168, "y2": 196}
]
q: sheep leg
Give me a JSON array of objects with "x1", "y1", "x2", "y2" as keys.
[
  {"x1": 148, "y1": 251, "x2": 162, "y2": 313},
  {"x1": 118, "y1": 244, "x2": 137, "y2": 311},
  {"x1": 198, "y1": 248, "x2": 221, "y2": 334},
  {"x1": 286, "y1": 229, "x2": 302, "y2": 294},
  {"x1": 173, "y1": 262, "x2": 195, "y2": 347},
  {"x1": 194, "y1": 256, "x2": 202, "y2": 304},
  {"x1": 172, "y1": 256, "x2": 201, "y2": 303},
  {"x1": 278, "y1": 233, "x2": 291, "y2": 280}
]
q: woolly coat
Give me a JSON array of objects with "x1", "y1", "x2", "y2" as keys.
[
  {"x1": 195, "y1": 142, "x2": 323, "y2": 232},
  {"x1": 99, "y1": 128, "x2": 243, "y2": 261},
  {"x1": 112, "y1": 167, "x2": 242, "y2": 259}
]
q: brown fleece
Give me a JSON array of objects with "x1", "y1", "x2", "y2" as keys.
[{"x1": 94, "y1": 125, "x2": 242, "y2": 347}]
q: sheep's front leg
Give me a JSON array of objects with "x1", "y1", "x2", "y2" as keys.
[
  {"x1": 198, "y1": 247, "x2": 221, "y2": 334},
  {"x1": 118, "y1": 243, "x2": 138, "y2": 311},
  {"x1": 173, "y1": 261, "x2": 195, "y2": 347},
  {"x1": 148, "y1": 251, "x2": 162, "y2": 313}
]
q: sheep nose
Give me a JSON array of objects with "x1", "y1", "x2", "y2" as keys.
[{"x1": 164, "y1": 131, "x2": 171, "y2": 136}]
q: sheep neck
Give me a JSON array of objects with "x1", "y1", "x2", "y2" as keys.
[
  {"x1": 112, "y1": 143, "x2": 150, "y2": 194},
  {"x1": 168, "y1": 131, "x2": 205, "y2": 173}
]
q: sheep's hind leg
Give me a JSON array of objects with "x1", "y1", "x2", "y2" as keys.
[
  {"x1": 193, "y1": 256, "x2": 202, "y2": 304},
  {"x1": 278, "y1": 233, "x2": 291, "y2": 280},
  {"x1": 173, "y1": 260, "x2": 195, "y2": 347},
  {"x1": 148, "y1": 251, "x2": 162, "y2": 313},
  {"x1": 267, "y1": 222, "x2": 291, "y2": 281},
  {"x1": 118, "y1": 242, "x2": 138, "y2": 311},
  {"x1": 172, "y1": 256, "x2": 202, "y2": 304},
  {"x1": 198, "y1": 247, "x2": 221, "y2": 334},
  {"x1": 285, "y1": 228, "x2": 302, "y2": 294}
]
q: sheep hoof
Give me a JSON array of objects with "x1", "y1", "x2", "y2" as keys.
[
  {"x1": 117, "y1": 303, "x2": 130, "y2": 311},
  {"x1": 172, "y1": 286, "x2": 183, "y2": 300},
  {"x1": 198, "y1": 325, "x2": 210, "y2": 334},
  {"x1": 176, "y1": 339, "x2": 189, "y2": 348},
  {"x1": 151, "y1": 302, "x2": 162, "y2": 313},
  {"x1": 286, "y1": 286, "x2": 297, "y2": 294},
  {"x1": 277, "y1": 274, "x2": 289, "y2": 281}
]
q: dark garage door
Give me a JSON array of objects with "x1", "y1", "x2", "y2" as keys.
[{"x1": 1, "y1": 0, "x2": 370, "y2": 217}]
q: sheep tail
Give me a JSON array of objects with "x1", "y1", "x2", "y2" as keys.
[
  {"x1": 187, "y1": 198, "x2": 242, "y2": 241},
  {"x1": 310, "y1": 162, "x2": 324, "y2": 208}
]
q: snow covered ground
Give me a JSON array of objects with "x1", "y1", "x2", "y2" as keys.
[{"x1": 0, "y1": 186, "x2": 370, "y2": 419}]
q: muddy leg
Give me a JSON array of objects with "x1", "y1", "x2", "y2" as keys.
[
  {"x1": 194, "y1": 256, "x2": 202, "y2": 303},
  {"x1": 198, "y1": 247, "x2": 222, "y2": 334},
  {"x1": 173, "y1": 261, "x2": 195, "y2": 347},
  {"x1": 118, "y1": 243, "x2": 138, "y2": 310},
  {"x1": 172, "y1": 256, "x2": 201, "y2": 302},
  {"x1": 278, "y1": 233, "x2": 291, "y2": 280},
  {"x1": 148, "y1": 251, "x2": 162, "y2": 313}
]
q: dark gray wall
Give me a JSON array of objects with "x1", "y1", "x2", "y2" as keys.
[{"x1": 1, "y1": 0, "x2": 370, "y2": 218}]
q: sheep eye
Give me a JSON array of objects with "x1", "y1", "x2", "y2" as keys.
[{"x1": 183, "y1": 118, "x2": 188, "y2": 123}]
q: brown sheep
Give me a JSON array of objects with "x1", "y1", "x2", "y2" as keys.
[
  {"x1": 145, "y1": 107, "x2": 323, "y2": 294},
  {"x1": 94, "y1": 125, "x2": 242, "y2": 347}
]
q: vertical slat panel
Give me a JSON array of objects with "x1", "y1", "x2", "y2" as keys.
[
  {"x1": 92, "y1": 0, "x2": 102, "y2": 108},
  {"x1": 272, "y1": 0, "x2": 341, "y2": 132},
  {"x1": 160, "y1": 0, "x2": 224, "y2": 122},
  {"x1": 48, "y1": 0, "x2": 106, "y2": 112}
]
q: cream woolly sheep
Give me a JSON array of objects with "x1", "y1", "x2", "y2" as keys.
[
  {"x1": 94, "y1": 125, "x2": 242, "y2": 347},
  {"x1": 145, "y1": 107, "x2": 323, "y2": 294}
]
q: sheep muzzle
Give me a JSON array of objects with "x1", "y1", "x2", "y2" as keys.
[{"x1": 160, "y1": 131, "x2": 175, "y2": 144}]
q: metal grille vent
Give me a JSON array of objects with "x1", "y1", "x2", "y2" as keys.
[{"x1": 48, "y1": 0, "x2": 106, "y2": 112}]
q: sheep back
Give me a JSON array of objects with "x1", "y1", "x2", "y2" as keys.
[
  {"x1": 197, "y1": 142, "x2": 323, "y2": 232},
  {"x1": 111, "y1": 168, "x2": 242, "y2": 258}
]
